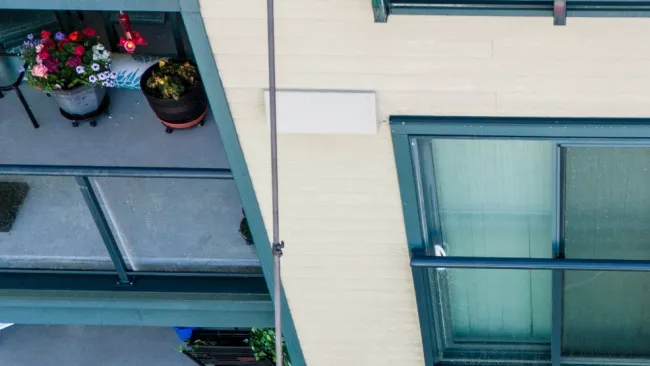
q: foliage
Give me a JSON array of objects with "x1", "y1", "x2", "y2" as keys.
[
  {"x1": 20, "y1": 29, "x2": 113, "y2": 92},
  {"x1": 176, "y1": 328, "x2": 290, "y2": 365},
  {"x1": 244, "y1": 328, "x2": 291, "y2": 366},
  {"x1": 144, "y1": 59, "x2": 200, "y2": 100}
]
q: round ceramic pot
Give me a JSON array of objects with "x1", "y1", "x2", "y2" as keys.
[
  {"x1": 140, "y1": 60, "x2": 208, "y2": 128},
  {"x1": 50, "y1": 85, "x2": 106, "y2": 116}
]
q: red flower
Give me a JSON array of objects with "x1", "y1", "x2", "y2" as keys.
[
  {"x1": 73, "y1": 45, "x2": 85, "y2": 56},
  {"x1": 82, "y1": 28, "x2": 97, "y2": 37},
  {"x1": 68, "y1": 31, "x2": 81, "y2": 42},
  {"x1": 58, "y1": 39, "x2": 70, "y2": 50},
  {"x1": 41, "y1": 30, "x2": 51, "y2": 39},
  {"x1": 42, "y1": 39, "x2": 55, "y2": 49},
  {"x1": 37, "y1": 51, "x2": 50, "y2": 60},
  {"x1": 65, "y1": 56, "x2": 82, "y2": 68}
]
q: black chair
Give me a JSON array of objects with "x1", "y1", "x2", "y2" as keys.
[{"x1": 0, "y1": 53, "x2": 39, "y2": 129}]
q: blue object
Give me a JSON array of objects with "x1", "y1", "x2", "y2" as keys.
[{"x1": 174, "y1": 327, "x2": 194, "y2": 342}]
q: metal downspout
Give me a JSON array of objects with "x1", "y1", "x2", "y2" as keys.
[{"x1": 266, "y1": 0, "x2": 284, "y2": 365}]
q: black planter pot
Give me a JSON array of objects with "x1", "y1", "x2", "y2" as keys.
[
  {"x1": 183, "y1": 330, "x2": 273, "y2": 366},
  {"x1": 140, "y1": 60, "x2": 209, "y2": 133}
]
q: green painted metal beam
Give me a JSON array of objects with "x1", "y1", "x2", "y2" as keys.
[
  {"x1": 390, "y1": 115, "x2": 650, "y2": 138},
  {"x1": 0, "y1": 272, "x2": 269, "y2": 294},
  {"x1": 372, "y1": 0, "x2": 390, "y2": 22},
  {"x1": 0, "y1": 0, "x2": 180, "y2": 11},
  {"x1": 0, "y1": 290, "x2": 273, "y2": 327},
  {"x1": 179, "y1": 1, "x2": 306, "y2": 364}
]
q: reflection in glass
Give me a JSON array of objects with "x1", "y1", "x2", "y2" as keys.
[
  {"x1": 0, "y1": 176, "x2": 112, "y2": 269},
  {"x1": 92, "y1": 177, "x2": 259, "y2": 272},
  {"x1": 429, "y1": 139, "x2": 553, "y2": 343},
  {"x1": 563, "y1": 147, "x2": 650, "y2": 357}
]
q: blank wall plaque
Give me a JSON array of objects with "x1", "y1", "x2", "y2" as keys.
[{"x1": 264, "y1": 90, "x2": 377, "y2": 135}]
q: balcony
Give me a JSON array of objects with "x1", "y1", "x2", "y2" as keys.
[
  {"x1": 0, "y1": 78, "x2": 259, "y2": 275},
  {"x1": 0, "y1": 6, "x2": 272, "y2": 333}
]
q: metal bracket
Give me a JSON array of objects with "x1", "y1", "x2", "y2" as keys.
[
  {"x1": 554, "y1": 0, "x2": 567, "y2": 25},
  {"x1": 272, "y1": 241, "x2": 285, "y2": 257},
  {"x1": 116, "y1": 277, "x2": 135, "y2": 287}
]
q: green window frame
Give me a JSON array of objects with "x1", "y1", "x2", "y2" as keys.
[
  {"x1": 373, "y1": 0, "x2": 650, "y2": 24},
  {"x1": 391, "y1": 115, "x2": 650, "y2": 366}
]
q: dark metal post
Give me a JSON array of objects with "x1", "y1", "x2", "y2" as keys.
[
  {"x1": 266, "y1": 0, "x2": 284, "y2": 364},
  {"x1": 75, "y1": 176, "x2": 132, "y2": 286}
]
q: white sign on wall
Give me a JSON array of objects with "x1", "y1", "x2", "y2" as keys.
[{"x1": 264, "y1": 89, "x2": 378, "y2": 135}]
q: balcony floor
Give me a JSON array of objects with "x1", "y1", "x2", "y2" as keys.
[
  {"x1": 0, "y1": 87, "x2": 259, "y2": 273},
  {"x1": 0, "y1": 86, "x2": 229, "y2": 169}
]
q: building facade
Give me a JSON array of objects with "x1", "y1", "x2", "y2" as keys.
[{"x1": 3, "y1": 0, "x2": 650, "y2": 365}]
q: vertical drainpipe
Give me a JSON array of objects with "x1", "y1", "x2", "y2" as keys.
[{"x1": 265, "y1": 0, "x2": 285, "y2": 365}]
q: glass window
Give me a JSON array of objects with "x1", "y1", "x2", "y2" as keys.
[
  {"x1": 0, "y1": 176, "x2": 112, "y2": 270},
  {"x1": 563, "y1": 147, "x2": 650, "y2": 358},
  {"x1": 423, "y1": 139, "x2": 553, "y2": 357},
  {"x1": 415, "y1": 139, "x2": 650, "y2": 364}
]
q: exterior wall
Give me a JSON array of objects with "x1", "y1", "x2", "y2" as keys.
[{"x1": 199, "y1": 1, "x2": 650, "y2": 364}]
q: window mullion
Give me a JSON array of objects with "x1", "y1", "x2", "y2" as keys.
[{"x1": 551, "y1": 144, "x2": 564, "y2": 366}]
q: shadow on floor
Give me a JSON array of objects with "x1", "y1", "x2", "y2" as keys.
[{"x1": 0, "y1": 325, "x2": 196, "y2": 365}]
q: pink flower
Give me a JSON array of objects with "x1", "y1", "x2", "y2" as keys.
[
  {"x1": 42, "y1": 58, "x2": 59, "y2": 73},
  {"x1": 35, "y1": 44, "x2": 43, "y2": 53},
  {"x1": 36, "y1": 56, "x2": 43, "y2": 64},
  {"x1": 31, "y1": 64, "x2": 48, "y2": 78}
]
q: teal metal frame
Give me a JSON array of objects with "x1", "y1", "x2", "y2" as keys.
[
  {"x1": 391, "y1": 115, "x2": 650, "y2": 366},
  {"x1": 0, "y1": 1, "x2": 305, "y2": 363},
  {"x1": 376, "y1": 0, "x2": 650, "y2": 22}
]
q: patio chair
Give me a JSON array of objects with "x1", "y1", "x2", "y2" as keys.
[{"x1": 0, "y1": 53, "x2": 39, "y2": 129}]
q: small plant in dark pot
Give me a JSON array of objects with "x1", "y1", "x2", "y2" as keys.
[{"x1": 141, "y1": 59, "x2": 208, "y2": 133}]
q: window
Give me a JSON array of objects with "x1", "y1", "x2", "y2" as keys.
[{"x1": 392, "y1": 116, "x2": 650, "y2": 365}]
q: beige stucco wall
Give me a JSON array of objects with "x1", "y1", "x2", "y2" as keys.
[{"x1": 199, "y1": 1, "x2": 650, "y2": 364}]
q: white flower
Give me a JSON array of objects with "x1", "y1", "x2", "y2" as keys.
[
  {"x1": 91, "y1": 63, "x2": 100, "y2": 71},
  {"x1": 93, "y1": 44, "x2": 105, "y2": 52},
  {"x1": 75, "y1": 66, "x2": 85, "y2": 74},
  {"x1": 98, "y1": 72, "x2": 107, "y2": 81},
  {"x1": 35, "y1": 44, "x2": 43, "y2": 53},
  {"x1": 102, "y1": 81, "x2": 109, "y2": 87},
  {"x1": 54, "y1": 84, "x2": 62, "y2": 89},
  {"x1": 88, "y1": 75, "x2": 97, "y2": 83},
  {"x1": 109, "y1": 72, "x2": 117, "y2": 79}
]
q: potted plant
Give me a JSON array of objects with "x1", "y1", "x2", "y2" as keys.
[
  {"x1": 140, "y1": 59, "x2": 208, "y2": 133},
  {"x1": 21, "y1": 28, "x2": 114, "y2": 116},
  {"x1": 179, "y1": 328, "x2": 289, "y2": 366},
  {"x1": 245, "y1": 328, "x2": 291, "y2": 366}
]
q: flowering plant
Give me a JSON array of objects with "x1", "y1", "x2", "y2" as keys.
[
  {"x1": 145, "y1": 59, "x2": 200, "y2": 100},
  {"x1": 20, "y1": 28, "x2": 115, "y2": 92}
]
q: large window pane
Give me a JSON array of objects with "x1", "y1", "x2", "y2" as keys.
[
  {"x1": 428, "y1": 139, "x2": 553, "y2": 344},
  {"x1": 429, "y1": 267, "x2": 551, "y2": 361},
  {"x1": 0, "y1": 176, "x2": 112, "y2": 269},
  {"x1": 92, "y1": 177, "x2": 259, "y2": 272},
  {"x1": 563, "y1": 147, "x2": 650, "y2": 358}
]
